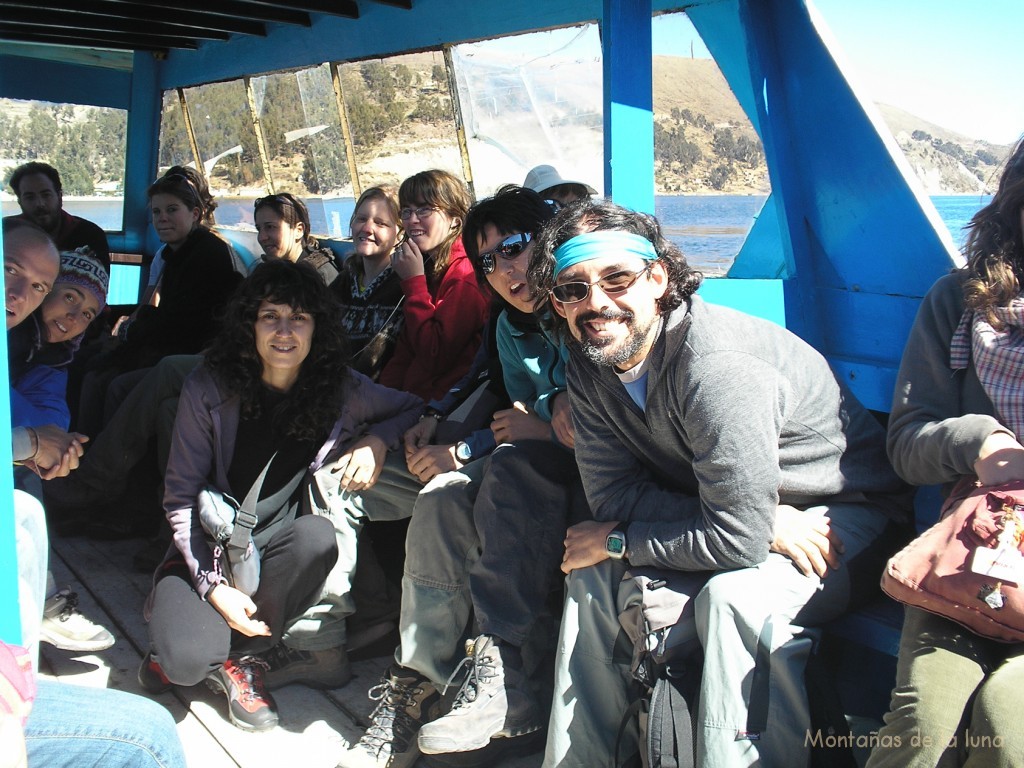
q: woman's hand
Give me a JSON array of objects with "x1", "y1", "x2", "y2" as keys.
[
  {"x1": 330, "y1": 434, "x2": 388, "y2": 492},
  {"x1": 491, "y1": 402, "x2": 552, "y2": 445},
  {"x1": 208, "y1": 584, "x2": 270, "y2": 637},
  {"x1": 974, "y1": 431, "x2": 1024, "y2": 486},
  {"x1": 562, "y1": 520, "x2": 619, "y2": 574},
  {"x1": 406, "y1": 443, "x2": 459, "y2": 483},
  {"x1": 550, "y1": 392, "x2": 575, "y2": 449},
  {"x1": 770, "y1": 504, "x2": 844, "y2": 578},
  {"x1": 390, "y1": 237, "x2": 425, "y2": 281},
  {"x1": 403, "y1": 416, "x2": 439, "y2": 459}
]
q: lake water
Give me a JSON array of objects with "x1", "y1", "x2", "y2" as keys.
[{"x1": 60, "y1": 194, "x2": 988, "y2": 276}]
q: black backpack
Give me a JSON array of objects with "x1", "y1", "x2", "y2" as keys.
[{"x1": 613, "y1": 568, "x2": 711, "y2": 768}]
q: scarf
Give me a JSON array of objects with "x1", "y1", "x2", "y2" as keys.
[{"x1": 951, "y1": 301, "x2": 1024, "y2": 437}]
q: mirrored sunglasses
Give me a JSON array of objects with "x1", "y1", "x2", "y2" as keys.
[{"x1": 480, "y1": 232, "x2": 533, "y2": 275}]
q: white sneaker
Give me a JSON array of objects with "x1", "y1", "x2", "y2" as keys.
[{"x1": 40, "y1": 588, "x2": 115, "y2": 652}]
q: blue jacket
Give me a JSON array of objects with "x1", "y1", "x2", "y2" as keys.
[{"x1": 10, "y1": 365, "x2": 70, "y2": 430}]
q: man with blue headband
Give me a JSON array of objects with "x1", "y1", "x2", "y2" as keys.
[{"x1": 528, "y1": 200, "x2": 910, "y2": 768}]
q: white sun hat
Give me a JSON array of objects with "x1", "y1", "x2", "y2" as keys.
[{"x1": 522, "y1": 164, "x2": 598, "y2": 196}]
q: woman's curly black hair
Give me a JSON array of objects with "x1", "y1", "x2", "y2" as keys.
[
  {"x1": 527, "y1": 198, "x2": 702, "y2": 335},
  {"x1": 203, "y1": 259, "x2": 350, "y2": 442}
]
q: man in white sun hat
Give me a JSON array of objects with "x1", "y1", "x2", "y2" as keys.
[{"x1": 522, "y1": 164, "x2": 597, "y2": 209}]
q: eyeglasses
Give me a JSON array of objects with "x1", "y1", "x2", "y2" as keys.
[
  {"x1": 543, "y1": 199, "x2": 563, "y2": 213},
  {"x1": 480, "y1": 233, "x2": 532, "y2": 275},
  {"x1": 551, "y1": 264, "x2": 653, "y2": 304},
  {"x1": 399, "y1": 205, "x2": 439, "y2": 221}
]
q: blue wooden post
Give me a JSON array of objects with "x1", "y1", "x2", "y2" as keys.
[
  {"x1": 603, "y1": 0, "x2": 655, "y2": 214},
  {"x1": 0, "y1": 225, "x2": 21, "y2": 645},
  {"x1": 119, "y1": 52, "x2": 162, "y2": 260}
]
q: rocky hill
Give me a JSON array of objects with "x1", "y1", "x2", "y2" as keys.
[{"x1": 652, "y1": 55, "x2": 1009, "y2": 195}]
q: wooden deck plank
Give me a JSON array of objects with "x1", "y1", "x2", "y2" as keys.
[
  {"x1": 44, "y1": 546, "x2": 237, "y2": 767},
  {"x1": 47, "y1": 533, "x2": 545, "y2": 768}
]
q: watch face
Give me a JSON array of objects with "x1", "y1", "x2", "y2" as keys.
[
  {"x1": 606, "y1": 532, "x2": 626, "y2": 556},
  {"x1": 456, "y1": 442, "x2": 472, "y2": 462}
]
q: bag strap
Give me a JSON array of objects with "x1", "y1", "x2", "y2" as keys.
[
  {"x1": 612, "y1": 693, "x2": 647, "y2": 768},
  {"x1": 228, "y1": 452, "x2": 298, "y2": 550}
]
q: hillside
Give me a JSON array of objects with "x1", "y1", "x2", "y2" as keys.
[{"x1": 651, "y1": 55, "x2": 1009, "y2": 195}]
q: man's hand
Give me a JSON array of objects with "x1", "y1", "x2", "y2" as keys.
[
  {"x1": 403, "y1": 416, "x2": 439, "y2": 459},
  {"x1": 974, "y1": 431, "x2": 1024, "y2": 486},
  {"x1": 491, "y1": 401, "x2": 551, "y2": 445},
  {"x1": 550, "y1": 392, "x2": 575, "y2": 449},
  {"x1": 562, "y1": 519, "x2": 619, "y2": 574},
  {"x1": 329, "y1": 434, "x2": 388, "y2": 492},
  {"x1": 208, "y1": 584, "x2": 270, "y2": 637},
  {"x1": 406, "y1": 443, "x2": 460, "y2": 484},
  {"x1": 770, "y1": 504, "x2": 844, "y2": 578},
  {"x1": 25, "y1": 426, "x2": 88, "y2": 480}
]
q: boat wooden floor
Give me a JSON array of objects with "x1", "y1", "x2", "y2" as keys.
[{"x1": 42, "y1": 533, "x2": 544, "y2": 768}]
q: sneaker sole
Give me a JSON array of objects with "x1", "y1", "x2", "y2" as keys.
[
  {"x1": 205, "y1": 676, "x2": 279, "y2": 732},
  {"x1": 39, "y1": 632, "x2": 115, "y2": 652},
  {"x1": 418, "y1": 720, "x2": 542, "y2": 755},
  {"x1": 420, "y1": 729, "x2": 546, "y2": 766}
]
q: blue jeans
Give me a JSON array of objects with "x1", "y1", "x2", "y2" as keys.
[{"x1": 25, "y1": 680, "x2": 186, "y2": 768}]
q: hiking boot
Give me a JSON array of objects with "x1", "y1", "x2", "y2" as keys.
[
  {"x1": 206, "y1": 656, "x2": 279, "y2": 731},
  {"x1": 40, "y1": 588, "x2": 115, "y2": 652},
  {"x1": 260, "y1": 643, "x2": 352, "y2": 690},
  {"x1": 344, "y1": 665, "x2": 442, "y2": 768},
  {"x1": 417, "y1": 635, "x2": 541, "y2": 754},
  {"x1": 138, "y1": 651, "x2": 172, "y2": 694}
]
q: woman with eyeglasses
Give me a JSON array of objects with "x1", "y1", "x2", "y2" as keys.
[
  {"x1": 253, "y1": 192, "x2": 339, "y2": 286},
  {"x1": 378, "y1": 169, "x2": 489, "y2": 401},
  {"x1": 332, "y1": 185, "x2": 406, "y2": 380}
]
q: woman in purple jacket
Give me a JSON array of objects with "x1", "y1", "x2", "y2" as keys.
[{"x1": 140, "y1": 260, "x2": 421, "y2": 732}]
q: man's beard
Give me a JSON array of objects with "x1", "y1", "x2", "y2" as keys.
[{"x1": 574, "y1": 308, "x2": 654, "y2": 369}]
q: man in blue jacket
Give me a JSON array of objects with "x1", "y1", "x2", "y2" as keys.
[
  {"x1": 348, "y1": 187, "x2": 589, "y2": 768},
  {"x1": 5, "y1": 219, "x2": 114, "y2": 654}
]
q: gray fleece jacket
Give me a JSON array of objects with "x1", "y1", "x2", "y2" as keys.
[
  {"x1": 887, "y1": 271, "x2": 1006, "y2": 487},
  {"x1": 567, "y1": 294, "x2": 907, "y2": 572}
]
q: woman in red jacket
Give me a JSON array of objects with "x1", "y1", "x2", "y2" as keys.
[{"x1": 379, "y1": 169, "x2": 489, "y2": 401}]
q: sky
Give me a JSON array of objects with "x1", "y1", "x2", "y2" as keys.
[{"x1": 653, "y1": 0, "x2": 1023, "y2": 146}]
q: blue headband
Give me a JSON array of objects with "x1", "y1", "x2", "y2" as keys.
[{"x1": 553, "y1": 231, "x2": 658, "y2": 276}]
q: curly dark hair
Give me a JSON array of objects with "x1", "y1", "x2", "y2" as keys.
[
  {"x1": 527, "y1": 199, "x2": 702, "y2": 333},
  {"x1": 203, "y1": 259, "x2": 350, "y2": 442},
  {"x1": 963, "y1": 136, "x2": 1024, "y2": 327}
]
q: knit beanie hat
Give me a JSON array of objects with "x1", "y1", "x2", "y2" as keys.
[{"x1": 58, "y1": 247, "x2": 108, "y2": 312}]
